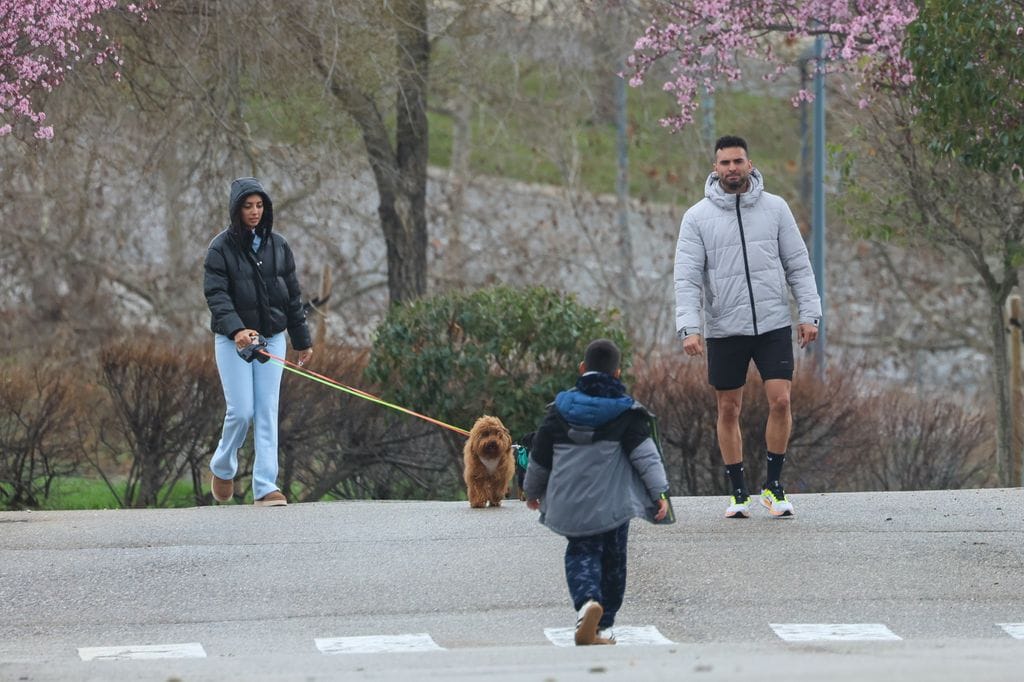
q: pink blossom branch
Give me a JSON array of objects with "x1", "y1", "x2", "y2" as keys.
[
  {"x1": 627, "y1": 0, "x2": 918, "y2": 131},
  {"x1": 0, "y1": 0, "x2": 151, "y2": 139}
]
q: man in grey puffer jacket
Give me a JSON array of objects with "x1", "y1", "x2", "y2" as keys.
[{"x1": 674, "y1": 135, "x2": 821, "y2": 519}]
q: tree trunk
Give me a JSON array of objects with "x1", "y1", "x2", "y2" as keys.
[
  {"x1": 989, "y1": 297, "x2": 1013, "y2": 486},
  {"x1": 1009, "y1": 296, "x2": 1023, "y2": 487},
  {"x1": 443, "y1": 96, "x2": 472, "y2": 286},
  {"x1": 390, "y1": 0, "x2": 430, "y2": 305},
  {"x1": 304, "y1": 0, "x2": 430, "y2": 306}
]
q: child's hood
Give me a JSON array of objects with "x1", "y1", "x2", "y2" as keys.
[{"x1": 554, "y1": 389, "x2": 634, "y2": 433}]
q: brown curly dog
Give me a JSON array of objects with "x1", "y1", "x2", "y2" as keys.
[{"x1": 463, "y1": 415, "x2": 515, "y2": 508}]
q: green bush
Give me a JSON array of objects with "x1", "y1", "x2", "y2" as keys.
[{"x1": 366, "y1": 285, "x2": 630, "y2": 440}]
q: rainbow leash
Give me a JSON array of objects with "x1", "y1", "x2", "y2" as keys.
[{"x1": 259, "y1": 350, "x2": 471, "y2": 438}]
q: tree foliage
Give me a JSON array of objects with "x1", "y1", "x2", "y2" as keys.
[
  {"x1": 906, "y1": 0, "x2": 1024, "y2": 173},
  {"x1": 626, "y1": 0, "x2": 917, "y2": 130},
  {"x1": 0, "y1": 0, "x2": 147, "y2": 138},
  {"x1": 366, "y1": 285, "x2": 630, "y2": 440}
]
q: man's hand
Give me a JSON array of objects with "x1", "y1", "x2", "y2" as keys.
[
  {"x1": 526, "y1": 498, "x2": 541, "y2": 511},
  {"x1": 797, "y1": 323, "x2": 819, "y2": 348},
  {"x1": 683, "y1": 333, "x2": 704, "y2": 357},
  {"x1": 654, "y1": 497, "x2": 669, "y2": 522}
]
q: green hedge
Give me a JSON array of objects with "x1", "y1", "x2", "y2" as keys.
[{"x1": 366, "y1": 285, "x2": 630, "y2": 438}]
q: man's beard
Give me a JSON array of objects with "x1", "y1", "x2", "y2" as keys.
[{"x1": 723, "y1": 175, "x2": 746, "y2": 191}]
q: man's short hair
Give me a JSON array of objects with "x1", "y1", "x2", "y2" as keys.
[
  {"x1": 584, "y1": 339, "x2": 621, "y2": 375},
  {"x1": 714, "y1": 135, "x2": 748, "y2": 155}
]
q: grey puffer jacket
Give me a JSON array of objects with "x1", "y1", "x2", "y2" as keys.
[
  {"x1": 674, "y1": 169, "x2": 821, "y2": 339},
  {"x1": 524, "y1": 381, "x2": 669, "y2": 537}
]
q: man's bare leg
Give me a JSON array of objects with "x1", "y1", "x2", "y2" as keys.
[{"x1": 716, "y1": 388, "x2": 750, "y2": 517}]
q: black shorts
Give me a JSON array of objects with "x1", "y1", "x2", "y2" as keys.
[{"x1": 706, "y1": 326, "x2": 793, "y2": 390}]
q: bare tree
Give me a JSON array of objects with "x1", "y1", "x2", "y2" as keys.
[{"x1": 834, "y1": 91, "x2": 1024, "y2": 485}]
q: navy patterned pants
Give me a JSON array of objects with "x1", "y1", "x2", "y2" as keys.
[{"x1": 564, "y1": 521, "x2": 630, "y2": 629}]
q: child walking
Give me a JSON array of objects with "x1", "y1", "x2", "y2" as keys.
[{"x1": 524, "y1": 339, "x2": 670, "y2": 645}]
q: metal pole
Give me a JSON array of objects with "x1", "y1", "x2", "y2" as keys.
[
  {"x1": 700, "y1": 84, "x2": 716, "y2": 151},
  {"x1": 812, "y1": 36, "x2": 827, "y2": 374},
  {"x1": 614, "y1": 58, "x2": 636, "y2": 326},
  {"x1": 799, "y1": 59, "x2": 811, "y2": 214}
]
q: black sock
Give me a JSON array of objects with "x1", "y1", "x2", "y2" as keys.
[
  {"x1": 765, "y1": 451, "x2": 785, "y2": 487},
  {"x1": 724, "y1": 463, "x2": 746, "y2": 497}
]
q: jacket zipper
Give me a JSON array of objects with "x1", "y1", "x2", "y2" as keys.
[
  {"x1": 243, "y1": 235, "x2": 272, "y2": 333},
  {"x1": 735, "y1": 193, "x2": 758, "y2": 335}
]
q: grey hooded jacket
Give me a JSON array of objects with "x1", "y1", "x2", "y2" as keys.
[
  {"x1": 674, "y1": 169, "x2": 821, "y2": 338},
  {"x1": 524, "y1": 384, "x2": 669, "y2": 537}
]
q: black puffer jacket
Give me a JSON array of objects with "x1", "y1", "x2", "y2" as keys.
[{"x1": 203, "y1": 177, "x2": 312, "y2": 350}]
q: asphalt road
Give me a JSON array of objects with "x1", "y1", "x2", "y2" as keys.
[{"x1": 1, "y1": 488, "x2": 1022, "y2": 681}]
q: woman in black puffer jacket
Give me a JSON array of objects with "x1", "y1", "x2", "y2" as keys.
[{"x1": 203, "y1": 177, "x2": 313, "y2": 507}]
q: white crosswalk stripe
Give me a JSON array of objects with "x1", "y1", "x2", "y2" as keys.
[
  {"x1": 72, "y1": 621, "x2": 1024, "y2": 661},
  {"x1": 77, "y1": 642, "x2": 206, "y2": 661},
  {"x1": 315, "y1": 633, "x2": 445, "y2": 654},
  {"x1": 770, "y1": 623, "x2": 902, "y2": 642},
  {"x1": 544, "y1": 625, "x2": 674, "y2": 647},
  {"x1": 998, "y1": 623, "x2": 1024, "y2": 639}
]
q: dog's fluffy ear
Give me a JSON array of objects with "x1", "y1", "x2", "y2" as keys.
[{"x1": 470, "y1": 415, "x2": 510, "y2": 439}]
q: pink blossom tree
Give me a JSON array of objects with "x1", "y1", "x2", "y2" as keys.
[
  {"x1": 0, "y1": 1, "x2": 145, "y2": 139},
  {"x1": 626, "y1": 1, "x2": 919, "y2": 130}
]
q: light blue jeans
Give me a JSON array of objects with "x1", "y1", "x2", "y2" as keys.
[{"x1": 210, "y1": 332, "x2": 286, "y2": 500}]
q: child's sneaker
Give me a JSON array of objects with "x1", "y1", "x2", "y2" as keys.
[
  {"x1": 725, "y1": 493, "x2": 751, "y2": 518},
  {"x1": 574, "y1": 600, "x2": 604, "y2": 645},
  {"x1": 596, "y1": 627, "x2": 616, "y2": 645},
  {"x1": 760, "y1": 481, "x2": 794, "y2": 517}
]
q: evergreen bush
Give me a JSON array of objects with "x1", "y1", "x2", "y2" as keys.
[{"x1": 366, "y1": 285, "x2": 630, "y2": 440}]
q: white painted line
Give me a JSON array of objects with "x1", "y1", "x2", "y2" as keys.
[
  {"x1": 78, "y1": 642, "x2": 207, "y2": 661},
  {"x1": 315, "y1": 633, "x2": 445, "y2": 654},
  {"x1": 770, "y1": 623, "x2": 901, "y2": 642},
  {"x1": 998, "y1": 623, "x2": 1024, "y2": 639},
  {"x1": 544, "y1": 625, "x2": 675, "y2": 647}
]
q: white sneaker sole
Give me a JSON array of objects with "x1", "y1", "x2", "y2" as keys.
[
  {"x1": 761, "y1": 496, "x2": 794, "y2": 517},
  {"x1": 725, "y1": 502, "x2": 751, "y2": 518}
]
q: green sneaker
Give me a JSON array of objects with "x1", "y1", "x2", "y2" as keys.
[
  {"x1": 760, "y1": 481, "x2": 794, "y2": 517},
  {"x1": 725, "y1": 493, "x2": 751, "y2": 518}
]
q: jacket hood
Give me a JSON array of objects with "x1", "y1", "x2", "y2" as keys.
[
  {"x1": 229, "y1": 177, "x2": 274, "y2": 236},
  {"x1": 554, "y1": 389, "x2": 634, "y2": 430},
  {"x1": 705, "y1": 167, "x2": 765, "y2": 211}
]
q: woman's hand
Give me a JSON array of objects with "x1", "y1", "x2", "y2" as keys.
[
  {"x1": 296, "y1": 347, "x2": 313, "y2": 367},
  {"x1": 233, "y1": 329, "x2": 260, "y2": 351}
]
